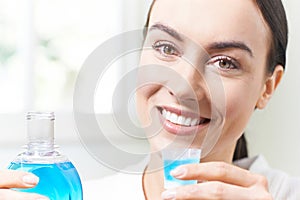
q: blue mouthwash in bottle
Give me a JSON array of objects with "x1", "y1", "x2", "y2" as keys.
[{"x1": 8, "y1": 112, "x2": 83, "y2": 200}]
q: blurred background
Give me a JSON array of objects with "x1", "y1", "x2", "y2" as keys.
[{"x1": 0, "y1": 0, "x2": 299, "y2": 181}]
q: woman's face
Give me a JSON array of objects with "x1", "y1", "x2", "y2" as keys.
[{"x1": 137, "y1": 0, "x2": 272, "y2": 161}]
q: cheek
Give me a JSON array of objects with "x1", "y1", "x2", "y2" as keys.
[
  {"x1": 225, "y1": 79, "x2": 266, "y2": 138},
  {"x1": 226, "y1": 94, "x2": 253, "y2": 122},
  {"x1": 136, "y1": 84, "x2": 160, "y2": 124},
  {"x1": 227, "y1": 86, "x2": 254, "y2": 110},
  {"x1": 224, "y1": 70, "x2": 265, "y2": 114},
  {"x1": 224, "y1": 81, "x2": 260, "y2": 130}
]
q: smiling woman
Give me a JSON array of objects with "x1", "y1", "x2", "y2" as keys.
[
  {"x1": 137, "y1": 1, "x2": 288, "y2": 199},
  {"x1": 141, "y1": 0, "x2": 282, "y2": 149},
  {"x1": 138, "y1": 0, "x2": 298, "y2": 198},
  {"x1": 1, "y1": 0, "x2": 300, "y2": 199}
]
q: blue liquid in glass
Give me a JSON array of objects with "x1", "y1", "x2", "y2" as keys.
[
  {"x1": 164, "y1": 159, "x2": 199, "y2": 188},
  {"x1": 8, "y1": 161, "x2": 83, "y2": 200}
]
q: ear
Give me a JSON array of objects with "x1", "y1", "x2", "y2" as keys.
[{"x1": 256, "y1": 65, "x2": 284, "y2": 109}]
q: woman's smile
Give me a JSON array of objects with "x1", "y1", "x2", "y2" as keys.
[{"x1": 157, "y1": 106, "x2": 211, "y2": 135}]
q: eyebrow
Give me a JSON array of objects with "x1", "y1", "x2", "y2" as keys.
[
  {"x1": 207, "y1": 41, "x2": 253, "y2": 57},
  {"x1": 149, "y1": 23, "x2": 253, "y2": 57},
  {"x1": 149, "y1": 23, "x2": 184, "y2": 42}
]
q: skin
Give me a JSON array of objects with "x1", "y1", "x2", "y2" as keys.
[
  {"x1": 0, "y1": 0, "x2": 283, "y2": 199},
  {"x1": 138, "y1": 0, "x2": 283, "y2": 199},
  {"x1": 0, "y1": 170, "x2": 48, "y2": 199}
]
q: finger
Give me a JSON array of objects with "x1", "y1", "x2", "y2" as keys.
[
  {"x1": 0, "y1": 189, "x2": 49, "y2": 200},
  {"x1": 162, "y1": 181, "x2": 262, "y2": 200},
  {"x1": 170, "y1": 162, "x2": 260, "y2": 187},
  {"x1": 0, "y1": 170, "x2": 39, "y2": 189}
]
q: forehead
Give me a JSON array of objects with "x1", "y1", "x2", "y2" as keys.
[{"x1": 149, "y1": 0, "x2": 270, "y2": 56}]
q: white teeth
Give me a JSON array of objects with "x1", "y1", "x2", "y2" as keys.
[
  {"x1": 161, "y1": 109, "x2": 206, "y2": 127},
  {"x1": 185, "y1": 118, "x2": 191, "y2": 126},
  {"x1": 191, "y1": 118, "x2": 198, "y2": 126},
  {"x1": 178, "y1": 115, "x2": 184, "y2": 125},
  {"x1": 162, "y1": 109, "x2": 167, "y2": 118},
  {"x1": 170, "y1": 113, "x2": 178, "y2": 124},
  {"x1": 166, "y1": 111, "x2": 171, "y2": 119}
]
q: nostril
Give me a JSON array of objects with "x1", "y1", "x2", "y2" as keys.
[{"x1": 169, "y1": 91, "x2": 174, "y2": 96}]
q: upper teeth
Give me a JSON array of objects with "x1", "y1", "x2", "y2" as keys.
[{"x1": 162, "y1": 109, "x2": 205, "y2": 126}]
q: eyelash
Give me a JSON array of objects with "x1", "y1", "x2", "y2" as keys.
[
  {"x1": 207, "y1": 56, "x2": 240, "y2": 71},
  {"x1": 152, "y1": 41, "x2": 181, "y2": 58},
  {"x1": 152, "y1": 41, "x2": 240, "y2": 71}
]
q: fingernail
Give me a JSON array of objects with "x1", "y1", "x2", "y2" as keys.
[
  {"x1": 171, "y1": 166, "x2": 186, "y2": 178},
  {"x1": 22, "y1": 174, "x2": 39, "y2": 185},
  {"x1": 161, "y1": 190, "x2": 176, "y2": 200}
]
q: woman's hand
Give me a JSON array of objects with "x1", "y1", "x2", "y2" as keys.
[
  {"x1": 161, "y1": 162, "x2": 272, "y2": 200},
  {"x1": 0, "y1": 170, "x2": 49, "y2": 200}
]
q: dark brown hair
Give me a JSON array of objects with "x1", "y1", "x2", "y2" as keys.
[{"x1": 144, "y1": 0, "x2": 288, "y2": 161}]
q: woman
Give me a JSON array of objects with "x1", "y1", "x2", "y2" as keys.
[{"x1": 1, "y1": 0, "x2": 299, "y2": 199}]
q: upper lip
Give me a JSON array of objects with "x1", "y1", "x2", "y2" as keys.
[{"x1": 157, "y1": 105, "x2": 210, "y2": 120}]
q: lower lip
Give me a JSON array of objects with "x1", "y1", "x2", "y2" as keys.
[{"x1": 158, "y1": 111, "x2": 209, "y2": 136}]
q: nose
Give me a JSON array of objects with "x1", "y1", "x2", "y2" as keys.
[{"x1": 167, "y1": 59, "x2": 208, "y2": 103}]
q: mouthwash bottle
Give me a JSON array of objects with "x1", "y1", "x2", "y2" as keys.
[{"x1": 8, "y1": 112, "x2": 83, "y2": 200}]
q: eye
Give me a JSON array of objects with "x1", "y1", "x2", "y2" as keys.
[
  {"x1": 207, "y1": 56, "x2": 240, "y2": 70},
  {"x1": 152, "y1": 41, "x2": 181, "y2": 57}
]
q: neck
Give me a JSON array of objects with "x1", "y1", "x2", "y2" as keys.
[
  {"x1": 143, "y1": 152, "x2": 165, "y2": 199},
  {"x1": 201, "y1": 143, "x2": 236, "y2": 163}
]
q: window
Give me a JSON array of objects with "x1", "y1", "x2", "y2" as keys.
[{"x1": 0, "y1": 0, "x2": 150, "y2": 113}]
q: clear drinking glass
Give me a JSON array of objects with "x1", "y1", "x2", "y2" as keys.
[{"x1": 162, "y1": 148, "x2": 201, "y2": 189}]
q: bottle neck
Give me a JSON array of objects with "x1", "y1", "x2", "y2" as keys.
[
  {"x1": 26, "y1": 112, "x2": 56, "y2": 154},
  {"x1": 27, "y1": 140, "x2": 55, "y2": 153},
  {"x1": 15, "y1": 112, "x2": 68, "y2": 163},
  {"x1": 27, "y1": 118, "x2": 55, "y2": 153},
  {"x1": 27, "y1": 116, "x2": 54, "y2": 139},
  {"x1": 18, "y1": 142, "x2": 66, "y2": 164}
]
